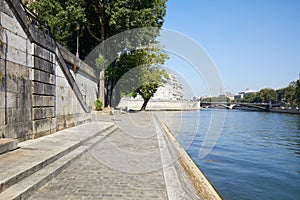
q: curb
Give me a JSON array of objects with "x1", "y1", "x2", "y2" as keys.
[{"x1": 159, "y1": 121, "x2": 222, "y2": 200}]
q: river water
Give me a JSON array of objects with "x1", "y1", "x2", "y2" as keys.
[{"x1": 160, "y1": 109, "x2": 300, "y2": 200}]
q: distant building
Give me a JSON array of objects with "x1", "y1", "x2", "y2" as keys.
[
  {"x1": 152, "y1": 73, "x2": 184, "y2": 101},
  {"x1": 128, "y1": 72, "x2": 184, "y2": 101},
  {"x1": 244, "y1": 88, "x2": 256, "y2": 96},
  {"x1": 234, "y1": 89, "x2": 256, "y2": 101},
  {"x1": 193, "y1": 96, "x2": 200, "y2": 101},
  {"x1": 220, "y1": 92, "x2": 235, "y2": 101},
  {"x1": 234, "y1": 93, "x2": 244, "y2": 101}
]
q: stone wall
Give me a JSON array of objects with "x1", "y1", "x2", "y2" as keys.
[
  {"x1": 0, "y1": 0, "x2": 33, "y2": 140},
  {"x1": 0, "y1": 0, "x2": 98, "y2": 141},
  {"x1": 118, "y1": 98, "x2": 201, "y2": 111},
  {"x1": 32, "y1": 43, "x2": 56, "y2": 138},
  {"x1": 56, "y1": 45, "x2": 97, "y2": 130}
]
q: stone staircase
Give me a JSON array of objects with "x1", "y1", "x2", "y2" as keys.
[
  {"x1": 0, "y1": 122, "x2": 117, "y2": 200},
  {"x1": 0, "y1": 139, "x2": 18, "y2": 155}
]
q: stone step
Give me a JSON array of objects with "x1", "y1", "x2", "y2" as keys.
[
  {"x1": 0, "y1": 139, "x2": 18, "y2": 155},
  {"x1": 0, "y1": 122, "x2": 116, "y2": 197},
  {"x1": 0, "y1": 124, "x2": 117, "y2": 200}
]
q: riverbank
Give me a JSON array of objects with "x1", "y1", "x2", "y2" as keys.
[
  {"x1": 156, "y1": 116, "x2": 222, "y2": 200},
  {"x1": 204, "y1": 107, "x2": 300, "y2": 114},
  {"x1": 118, "y1": 98, "x2": 201, "y2": 111},
  {"x1": 0, "y1": 111, "x2": 221, "y2": 199},
  {"x1": 269, "y1": 107, "x2": 300, "y2": 114},
  {"x1": 95, "y1": 112, "x2": 216, "y2": 199}
]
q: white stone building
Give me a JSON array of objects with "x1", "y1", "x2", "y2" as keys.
[
  {"x1": 152, "y1": 73, "x2": 184, "y2": 101},
  {"x1": 234, "y1": 89, "x2": 256, "y2": 101}
]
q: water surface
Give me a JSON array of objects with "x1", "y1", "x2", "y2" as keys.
[{"x1": 161, "y1": 109, "x2": 300, "y2": 200}]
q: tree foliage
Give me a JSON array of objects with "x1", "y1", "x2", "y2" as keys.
[
  {"x1": 95, "y1": 55, "x2": 109, "y2": 70},
  {"x1": 295, "y1": 80, "x2": 300, "y2": 104},
  {"x1": 134, "y1": 65, "x2": 169, "y2": 111},
  {"x1": 101, "y1": 1, "x2": 168, "y2": 107},
  {"x1": 202, "y1": 96, "x2": 230, "y2": 103},
  {"x1": 241, "y1": 93, "x2": 256, "y2": 103},
  {"x1": 29, "y1": 0, "x2": 86, "y2": 53},
  {"x1": 112, "y1": 47, "x2": 169, "y2": 110},
  {"x1": 29, "y1": 0, "x2": 167, "y2": 58},
  {"x1": 29, "y1": 0, "x2": 168, "y2": 108},
  {"x1": 277, "y1": 81, "x2": 296, "y2": 102},
  {"x1": 255, "y1": 88, "x2": 277, "y2": 103}
]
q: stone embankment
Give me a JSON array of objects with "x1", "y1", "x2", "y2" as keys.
[
  {"x1": 118, "y1": 98, "x2": 201, "y2": 111},
  {"x1": 0, "y1": 0, "x2": 98, "y2": 142},
  {"x1": 157, "y1": 118, "x2": 222, "y2": 200},
  {"x1": 269, "y1": 108, "x2": 300, "y2": 114}
]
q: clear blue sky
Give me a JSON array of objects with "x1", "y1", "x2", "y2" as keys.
[{"x1": 162, "y1": 0, "x2": 300, "y2": 96}]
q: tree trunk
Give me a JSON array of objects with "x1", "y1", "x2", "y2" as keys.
[
  {"x1": 98, "y1": 2, "x2": 106, "y2": 106},
  {"x1": 105, "y1": 79, "x2": 112, "y2": 107},
  {"x1": 140, "y1": 98, "x2": 150, "y2": 111},
  {"x1": 109, "y1": 77, "x2": 115, "y2": 107},
  {"x1": 111, "y1": 85, "x2": 121, "y2": 107},
  {"x1": 98, "y1": 69, "x2": 105, "y2": 104},
  {"x1": 106, "y1": 60, "x2": 117, "y2": 107}
]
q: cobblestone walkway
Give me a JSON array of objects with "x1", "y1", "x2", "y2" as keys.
[{"x1": 29, "y1": 112, "x2": 168, "y2": 199}]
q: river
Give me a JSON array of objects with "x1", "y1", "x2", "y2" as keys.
[{"x1": 160, "y1": 109, "x2": 300, "y2": 200}]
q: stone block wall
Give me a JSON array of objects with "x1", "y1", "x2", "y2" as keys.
[
  {"x1": 55, "y1": 63, "x2": 95, "y2": 131},
  {"x1": 32, "y1": 44, "x2": 56, "y2": 138},
  {"x1": 0, "y1": 0, "x2": 33, "y2": 141},
  {"x1": 0, "y1": 0, "x2": 98, "y2": 141}
]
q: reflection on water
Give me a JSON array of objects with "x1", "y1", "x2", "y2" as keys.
[{"x1": 161, "y1": 110, "x2": 300, "y2": 200}]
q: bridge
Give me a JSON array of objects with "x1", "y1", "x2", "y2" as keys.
[{"x1": 200, "y1": 102, "x2": 280, "y2": 111}]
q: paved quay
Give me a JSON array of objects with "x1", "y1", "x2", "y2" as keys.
[
  {"x1": 0, "y1": 120, "x2": 116, "y2": 200},
  {"x1": 0, "y1": 112, "x2": 204, "y2": 200}
]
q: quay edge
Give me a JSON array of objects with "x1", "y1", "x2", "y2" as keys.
[{"x1": 159, "y1": 120, "x2": 222, "y2": 200}]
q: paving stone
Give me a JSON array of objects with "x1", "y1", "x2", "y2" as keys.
[
  {"x1": 29, "y1": 113, "x2": 168, "y2": 200},
  {"x1": 27, "y1": 112, "x2": 204, "y2": 200}
]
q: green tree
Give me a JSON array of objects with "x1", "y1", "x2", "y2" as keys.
[
  {"x1": 242, "y1": 93, "x2": 256, "y2": 103},
  {"x1": 112, "y1": 47, "x2": 168, "y2": 110},
  {"x1": 104, "y1": 0, "x2": 168, "y2": 107},
  {"x1": 255, "y1": 88, "x2": 277, "y2": 103},
  {"x1": 295, "y1": 80, "x2": 300, "y2": 105},
  {"x1": 202, "y1": 97, "x2": 212, "y2": 103},
  {"x1": 133, "y1": 66, "x2": 168, "y2": 111},
  {"x1": 95, "y1": 55, "x2": 109, "y2": 103},
  {"x1": 84, "y1": 0, "x2": 167, "y2": 107},
  {"x1": 277, "y1": 81, "x2": 296, "y2": 103},
  {"x1": 30, "y1": 0, "x2": 168, "y2": 107},
  {"x1": 30, "y1": 0, "x2": 87, "y2": 55}
]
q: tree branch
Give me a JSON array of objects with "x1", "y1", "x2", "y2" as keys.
[
  {"x1": 85, "y1": 24, "x2": 101, "y2": 42},
  {"x1": 135, "y1": 88, "x2": 145, "y2": 99}
]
